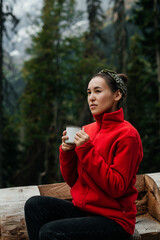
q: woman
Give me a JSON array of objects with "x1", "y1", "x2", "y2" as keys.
[{"x1": 24, "y1": 69, "x2": 143, "y2": 240}]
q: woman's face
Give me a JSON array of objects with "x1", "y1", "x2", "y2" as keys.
[{"x1": 87, "y1": 76, "x2": 120, "y2": 115}]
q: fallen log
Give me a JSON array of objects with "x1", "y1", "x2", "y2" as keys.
[
  {"x1": 135, "y1": 173, "x2": 160, "y2": 240},
  {"x1": 0, "y1": 186, "x2": 40, "y2": 240},
  {"x1": 0, "y1": 173, "x2": 160, "y2": 240}
]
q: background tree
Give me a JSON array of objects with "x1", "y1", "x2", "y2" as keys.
[
  {"x1": 2, "y1": 0, "x2": 159, "y2": 187},
  {"x1": 14, "y1": 0, "x2": 80, "y2": 185},
  {"x1": 86, "y1": 0, "x2": 106, "y2": 56},
  {"x1": 13, "y1": 0, "x2": 107, "y2": 186},
  {"x1": 76, "y1": 0, "x2": 107, "y2": 125},
  {"x1": 113, "y1": 0, "x2": 127, "y2": 73},
  {"x1": 0, "y1": 0, "x2": 3, "y2": 187},
  {"x1": 0, "y1": 0, "x2": 19, "y2": 187},
  {"x1": 133, "y1": 0, "x2": 160, "y2": 143},
  {"x1": 111, "y1": 0, "x2": 128, "y2": 119},
  {"x1": 127, "y1": 34, "x2": 159, "y2": 172}
]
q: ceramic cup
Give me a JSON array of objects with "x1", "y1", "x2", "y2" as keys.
[{"x1": 65, "y1": 126, "x2": 81, "y2": 144}]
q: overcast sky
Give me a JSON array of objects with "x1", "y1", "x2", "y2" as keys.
[
  {"x1": 9, "y1": 0, "x2": 111, "y2": 58},
  {"x1": 13, "y1": 0, "x2": 111, "y2": 17}
]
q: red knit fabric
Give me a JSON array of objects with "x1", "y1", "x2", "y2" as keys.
[{"x1": 59, "y1": 108, "x2": 143, "y2": 235}]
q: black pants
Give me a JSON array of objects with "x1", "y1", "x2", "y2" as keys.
[{"x1": 24, "y1": 196, "x2": 130, "y2": 240}]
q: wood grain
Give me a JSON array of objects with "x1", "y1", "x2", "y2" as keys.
[
  {"x1": 0, "y1": 186, "x2": 40, "y2": 240},
  {"x1": 145, "y1": 175, "x2": 160, "y2": 222},
  {"x1": 38, "y1": 182, "x2": 71, "y2": 199},
  {"x1": 0, "y1": 173, "x2": 160, "y2": 240}
]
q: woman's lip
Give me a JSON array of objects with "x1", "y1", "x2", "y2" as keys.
[{"x1": 90, "y1": 104, "x2": 97, "y2": 109}]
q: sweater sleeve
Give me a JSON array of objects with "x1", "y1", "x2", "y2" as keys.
[
  {"x1": 76, "y1": 136, "x2": 143, "y2": 198},
  {"x1": 59, "y1": 145, "x2": 78, "y2": 187}
]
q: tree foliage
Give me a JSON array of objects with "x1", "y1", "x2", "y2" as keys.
[
  {"x1": 113, "y1": 0, "x2": 127, "y2": 73},
  {"x1": 127, "y1": 0, "x2": 160, "y2": 172},
  {"x1": 127, "y1": 34, "x2": 159, "y2": 172},
  {"x1": 0, "y1": 0, "x2": 19, "y2": 187},
  {"x1": 2, "y1": 0, "x2": 160, "y2": 187},
  {"x1": 15, "y1": 0, "x2": 106, "y2": 186}
]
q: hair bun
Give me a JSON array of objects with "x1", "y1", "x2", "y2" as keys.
[{"x1": 118, "y1": 73, "x2": 128, "y2": 84}]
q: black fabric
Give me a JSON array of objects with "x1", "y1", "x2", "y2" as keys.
[{"x1": 24, "y1": 196, "x2": 130, "y2": 240}]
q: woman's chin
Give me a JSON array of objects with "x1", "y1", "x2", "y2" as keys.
[{"x1": 90, "y1": 109, "x2": 101, "y2": 115}]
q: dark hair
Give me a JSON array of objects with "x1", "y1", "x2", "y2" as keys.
[{"x1": 92, "y1": 72, "x2": 128, "y2": 108}]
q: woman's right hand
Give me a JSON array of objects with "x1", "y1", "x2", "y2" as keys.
[{"x1": 61, "y1": 130, "x2": 76, "y2": 152}]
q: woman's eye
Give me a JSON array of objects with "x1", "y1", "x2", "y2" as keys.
[
  {"x1": 87, "y1": 92, "x2": 91, "y2": 95},
  {"x1": 96, "y1": 90, "x2": 101, "y2": 93}
]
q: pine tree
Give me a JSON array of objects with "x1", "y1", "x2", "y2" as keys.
[
  {"x1": 127, "y1": 34, "x2": 159, "y2": 173},
  {"x1": 16, "y1": 0, "x2": 78, "y2": 185},
  {"x1": 133, "y1": 0, "x2": 160, "y2": 144},
  {"x1": 0, "y1": 0, "x2": 19, "y2": 187},
  {"x1": 86, "y1": 0, "x2": 105, "y2": 56},
  {"x1": 76, "y1": 0, "x2": 106, "y2": 125},
  {"x1": 113, "y1": 0, "x2": 127, "y2": 73},
  {"x1": 0, "y1": 0, "x2": 3, "y2": 187},
  {"x1": 14, "y1": 0, "x2": 108, "y2": 186}
]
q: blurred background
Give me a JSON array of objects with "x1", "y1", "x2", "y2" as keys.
[{"x1": 0, "y1": 0, "x2": 159, "y2": 188}]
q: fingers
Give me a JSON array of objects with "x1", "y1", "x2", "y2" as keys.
[
  {"x1": 62, "y1": 135, "x2": 68, "y2": 143},
  {"x1": 63, "y1": 130, "x2": 67, "y2": 136},
  {"x1": 74, "y1": 130, "x2": 90, "y2": 147},
  {"x1": 61, "y1": 128, "x2": 89, "y2": 149},
  {"x1": 62, "y1": 130, "x2": 68, "y2": 143},
  {"x1": 61, "y1": 142, "x2": 76, "y2": 152},
  {"x1": 75, "y1": 130, "x2": 87, "y2": 139}
]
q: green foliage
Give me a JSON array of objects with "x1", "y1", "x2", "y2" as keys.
[
  {"x1": 127, "y1": 33, "x2": 159, "y2": 173},
  {"x1": 2, "y1": 113, "x2": 22, "y2": 187},
  {"x1": 4, "y1": 0, "x2": 160, "y2": 187},
  {"x1": 133, "y1": 0, "x2": 160, "y2": 64},
  {"x1": 18, "y1": 0, "x2": 107, "y2": 185},
  {"x1": 18, "y1": 0, "x2": 78, "y2": 184},
  {"x1": 0, "y1": 0, "x2": 20, "y2": 187}
]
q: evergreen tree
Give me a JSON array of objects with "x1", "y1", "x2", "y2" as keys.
[
  {"x1": 127, "y1": 34, "x2": 159, "y2": 173},
  {"x1": 15, "y1": 0, "x2": 107, "y2": 186},
  {"x1": 16, "y1": 0, "x2": 78, "y2": 185},
  {"x1": 133, "y1": 0, "x2": 160, "y2": 144},
  {"x1": 76, "y1": 0, "x2": 107, "y2": 125},
  {"x1": 0, "y1": 0, "x2": 19, "y2": 187},
  {"x1": 113, "y1": 0, "x2": 127, "y2": 73},
  {"x1": 0, "y1": 0, "x2": 3, "y2": 187},
  {"x1": 86, "y1": 0, "x2": 105, "y2": 56}
]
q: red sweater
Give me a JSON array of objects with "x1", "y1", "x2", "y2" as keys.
[{"x1": 59, "y1": 108, "x2": 143, "y2": 235}]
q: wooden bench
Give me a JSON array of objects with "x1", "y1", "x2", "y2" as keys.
[{"x1": 0, "y1": 172, "x2": 160, "y2": 240}]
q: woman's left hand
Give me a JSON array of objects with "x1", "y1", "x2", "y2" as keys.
[{"x1": 74, "y1": 128, "x2": 90, "y2": 147}]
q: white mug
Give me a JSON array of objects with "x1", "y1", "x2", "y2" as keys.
[{"x1": 65, "y1": 126, "x2": 81, "y2": 144}]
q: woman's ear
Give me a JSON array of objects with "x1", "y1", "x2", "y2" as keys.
[{"x1": 114, "y1": 90, "x2": 122, "y2": 102}]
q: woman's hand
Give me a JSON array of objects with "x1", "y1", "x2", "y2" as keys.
[
  {"x1": 61, "y1": 130, "x2": 76, "y2": 152},
  {"x1": 74, "y1": 128, "x2": 90, "y2": 147}
]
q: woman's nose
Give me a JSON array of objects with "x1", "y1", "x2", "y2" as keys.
[{"x1": 89, "y1": 92, "x2": 96, "y2": 100}]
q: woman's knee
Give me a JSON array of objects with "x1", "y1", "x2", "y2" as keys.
[
  {"x1": 39, "y1": 223, "x2": 57, "y2": 240},
  {"x1": 24, "y1": 195, "x2": 42, "y2": 214}
]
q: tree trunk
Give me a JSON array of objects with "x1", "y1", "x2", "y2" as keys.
[
  {"x1": 114, "y1": 0, "x2": 127, "y2": 73},
  {"x1": 0, "y1": 0, "x2": 3, "y2": 188},
  {"x1": 154, "y1": 0, "x2": 160, "y2": 144},
  {"x1": 113, "y1": 0, "x2": 128, "y2": 119}
]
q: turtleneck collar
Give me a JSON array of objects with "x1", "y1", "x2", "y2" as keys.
[{"x1": 93, "y1": 108, "x2": 124, "y2": 128}]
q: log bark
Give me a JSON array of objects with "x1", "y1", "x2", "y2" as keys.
[
  {"x1": 0, "y1": 186, "x2": 40, "y2": 240},
  {"x1": 38, "y1": 182, "x2": 71, "y2": 199},
  {"x1": 147, "y1": 172, "x2": 160, "y2": 190},
  {"x1": 135, "y1": 175, "x2": 148, "y2": 216},
  {"x1": 145, "y1": 175, "x2": 160, "y2": 222},
  {"x1": 0, "y1": 173, "x2": 160, "y2": 240},
  {"x1": 136, "y1": 213, "x2": 160, "y2": 239}
]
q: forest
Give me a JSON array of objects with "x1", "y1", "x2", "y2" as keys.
[{"x1": 0, "y1": 0, "x2": 160, "y2": 188}]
